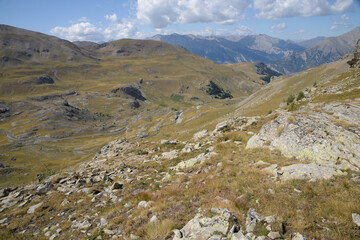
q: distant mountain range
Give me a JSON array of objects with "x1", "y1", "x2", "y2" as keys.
[
  {"x1": 151, "y1": 34, "x2": 305, "y2": 65},
  {"x1": 269, "y1": 27, "x2": 360, "y2": 74},
  {"x1": 151, "y1": 27, "x2": 360, "y2": 74}
]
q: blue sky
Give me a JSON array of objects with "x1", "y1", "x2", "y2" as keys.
[{"x1": 0, "y1": 0, "x2": 359, "y2": 42}]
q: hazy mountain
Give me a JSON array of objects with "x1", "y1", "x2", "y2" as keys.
[
  {"x1": 150, "y1": 33, "x2": 305, "y2": 64},
  {"x1": 297, "y1": 36, "x2": 326, "y2": 48},
  {"x1": 72, "y1": 41, "x2": 97, "y2": 48},
  {"x1": 269, "y1": 27, "x2": 360, "y2": 74},
  {"x1": 0, "y1": 24, "x2": 96, "y2": 67}
]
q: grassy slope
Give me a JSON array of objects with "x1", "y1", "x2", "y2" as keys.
[
  {"x1": 234, "y1": 58, "x2": 351, "y2": 116},
  {"x1": 0, "y1": 48, "x2": 260, "y2": 187}
]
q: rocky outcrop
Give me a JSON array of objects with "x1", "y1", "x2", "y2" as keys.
[
  {"x1": 347, "y1": 38, "x2": 360, "y2": 68},
  {"x1": 172, "y1": 208, "x2": 239, "y2": 240},
  {"x1": 173, "y1": 208, "x2": 305, "y2": 240},
  {"x1": 111, "y1": 86, "x2": 146, "y2": 101},
  {"x1": 247, "y1": 103, "x2": 360, "y2": 174},
  {"x1": 263, "y1": 164, "x2": 341, "y2": 181},
  {"x1": 30, "y1": 90, "x2": 78, "y2": 101}
]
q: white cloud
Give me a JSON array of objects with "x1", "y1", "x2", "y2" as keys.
[
  {"x1": 50, "y1": 22, "x2": 104, "y2": 41},
  {"x1": 330, "y1": 20, "x2": 352, "y2": 31},
  {"x1": 51, "y1": 14, "x2": 138, "y2": 42},
  {"x1": 105, "y1": 14, "x2": 118, "y2": 22},
  {"x1": 104, "y1": 17, "x2": 138, "y2": 39},
  {"x1": 295, "y1": 29, "x2": 305, "y2": 34},
  {"x1": 233, "y1": 25, "x2": 253, "y2": 35},
  {"x1": 341, "y1": 14, "x2": 350, "y2": 20},
  {"x1": 271, "y1": 22, "x2": 287, "y2": 30},
  {"x1": 149, "y1": 24, "x2": 252, "y2": 37},
  {"x1": 78, "y1": 17, "x2": 90, "y2": 22},
  {"x1": 137, "y1": 0, "x2": 249, "y2": 28},
  {"x1": 254, "y1": 0, "x2": 353, "y2": 19}
]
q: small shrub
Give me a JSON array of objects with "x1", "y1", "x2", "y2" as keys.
[
  {"x1": 254, "y1": 224, "x2": 270, "y2": 236},
  {"x1": 144, "y1": 219, "x2": 175, "y2": 239},
  {"x1": 288, "y1": 102, "x2": 298, "y2": 111},
  {"x1": 170, "y1": 94, "x2": 184, "y2": 102},
  {"x1": 296, "y1": 91, "x2": 305, "y2": 101},
  {"x1": 267, "y1": 109, "x2": 272, "y2": 115},
  {"x1": 206, "y1": 81, "x2": 233, "y2": 99},
  {"x1": 313, "y1": 81, "x2": 317, "y2": 87},
  {"x1": 287, "y1": 116, "x2": 296, "y2": 122},
  {"x1": 277, "y1": 125, "x2": 284, "y2": 136},
  {"x1": 136, "y1": 150, "x2": 148, "y2": 155},
  {"x1": 286, "y1": 94, "x2": 295, "y2": 104},
  {"x1": 136, "y1": 191, "x2": 152, "y2": 201}
]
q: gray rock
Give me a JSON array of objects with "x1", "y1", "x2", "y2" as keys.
[
  {"x1": 193, "y1": 130, "x2": 209, "y2": 141},
  {"x1": 230, "y1": 232, "x2": 247, "y2": 240},
  {"x1": 0, "y1": 188, "x2": 10, "y2": 198},
  {"x1": 292, "y1": 232, "x2": 306, "y2": 240},
  {"x1": 268, "y1": 231, "x2": 281, "y2": 239},
  {"x1": 247, "y1": 104, "x2": 360, "y2": 171},
  {"x1": 208, "y1": 235, "x2": 223, "y2": 240},
  {"x1": 137, "y1": 201, "x2": 149, "y2": 208},
  {"x1": 130, "y1": 234, "x2": 139, "y2": 239},
  {"x1": 264, "y1": 216, "x2": 276, "y2": 224},
  {"x1": 36, "y1": 181, "x2": 53, "y2": 194},
  {"x1": 100, "y1": 217, "x2": 108, "y2": 227},
  {"x1": 213, "y1": 121, "x2": 229, "y2": 133},
  {"x1": 150, "y1": 215, "x2": 159, "y2": 223},
  {"x1": 161, "y1": 139, "x2": 177, "y2": 145},
  {"x1": 161, "y1": 150, "x2": 179, "y2": 160},
  {"x1": 169, "y1": 151, "x2": 217, "y2": 171},
  {"x1": 49, "y1": 233, "x2": 58, "y2": 240},
  {"x1": 279, "y1": 164, "x2": 340, "y2": 181},
  {"x1": 172, "y1": 208, "x2": 236, "y2": 240},
  {"x1": 27, "y1": 202, "x2": 43, "y2": 214},
  {"x1": 352, "y1": 213, "x2": 360, "y2": 227},
  {"x1": 61, "y1": 199, "x2": 70, "y2": 206},
  {"x1": 245, "y1": 208, "x2": 264, "y2": 233},
  {"x1": 74, "y1": 220, "x2": 92, "y2": 229}
]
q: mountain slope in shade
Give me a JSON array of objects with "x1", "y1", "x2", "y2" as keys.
[
  {"x1": 151, "y1": 33, "x2": 305, "y2": 64},
  {"x1": 269, "y1": 27, "x2": 360, "y2": 74},
  {"x1": 0, "y1": 25, "x2": 96, "y2": 67}
]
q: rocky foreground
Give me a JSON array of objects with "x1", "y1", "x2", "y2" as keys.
[{"x1": 0, "y1": 98, "x2": 360, "y2": 239}]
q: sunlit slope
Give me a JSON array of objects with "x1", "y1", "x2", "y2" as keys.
[
  {"x1": 236, "y1": 57, "x2": 352, "y2": 116},
  {"x1": 0, "y1": 28, "x2": 261, "y2": 187}
]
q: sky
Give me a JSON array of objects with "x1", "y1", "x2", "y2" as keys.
[{"x1": 0, "y1": 0, "x2": 360, "y2": 42}]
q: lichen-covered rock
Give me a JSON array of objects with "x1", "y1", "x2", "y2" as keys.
[
  {"x1": 169, "y1": 150, "x2": 216, "y2": 171},
  {"x1": 36, "y1": 181, "x2": 53, "y2": 195},
  {"x1": 247, "y1": 103, "x2": 360, "y2": 172},
  {"x1": 352, "y1": 213, "x2": 360, "y2": 227},
  {"x1": 279, "y1": 164, "x2": 340, "y2": 181},
  {"x1": 193, "y1": 129, "x2": 209, "y2": 141},
  {"x1": 245, "y1": 208, "x2": 264, "y2": 232},
  {"x1": 173, "y1": 208, "x2": 238, "y2": 240}
]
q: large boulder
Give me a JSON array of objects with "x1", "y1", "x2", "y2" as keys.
[
  {"x1": 172, "y1": 208, "x2": 239, "y2": 240},
  {"x1": 247, "y1": 103, "x2": 360, "y2": 172}
]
